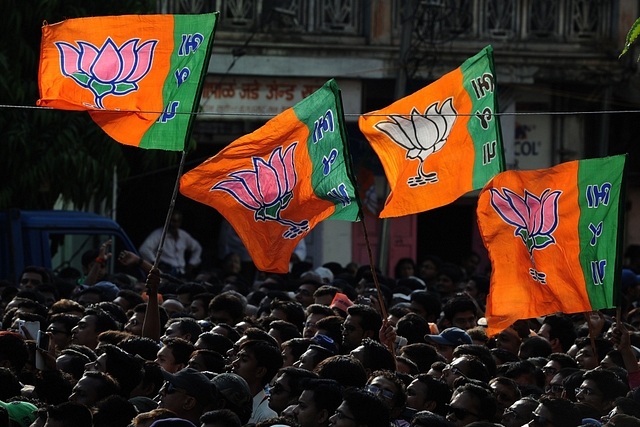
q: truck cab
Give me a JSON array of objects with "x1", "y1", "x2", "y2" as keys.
[{"x1": 0, "y1": 209, "x2": 141, "y2": 285}]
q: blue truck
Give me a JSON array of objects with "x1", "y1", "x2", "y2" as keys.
[{"x1": 0, "y1": 209, "x2": 141, "y2": 285}]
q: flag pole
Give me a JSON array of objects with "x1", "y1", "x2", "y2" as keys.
[
  {"x1": 152, "y1": 150, "x2": 188, "y2": 271},
  {"x1": 360, "y1": 210, "x2": 397, "y2": 366}
]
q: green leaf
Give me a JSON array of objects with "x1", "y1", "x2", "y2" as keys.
[
  {"x1": 534, "y1": 235, "x2": 552, "y2": 247},
  {"x1": 620, "y1": 17, "x2": 640, "y2": 59},
  {"x1": 115, "y1": 82, "x2": 136, "y2": 93},
  {"x1": 90, "y1": 80, "x2": 112, "y2": 96}
]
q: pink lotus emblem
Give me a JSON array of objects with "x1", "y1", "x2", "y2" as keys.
[
  {"x1": 212, "y1": 143, "x2": 309, "y2": 238},
  {"x1": 56, "y1": 37, "x2": 157, "y2": 109},
  {"x1": 490, "y1": 188, "x2": 561, "y2": 254}
]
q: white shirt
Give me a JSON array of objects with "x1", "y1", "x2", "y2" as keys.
[
  {"x1": 139, "y1": 228, "x2": 202, "y2": 271},
  {"x1": 249, "y1": 389, "x2": 277, "y2": 424}
]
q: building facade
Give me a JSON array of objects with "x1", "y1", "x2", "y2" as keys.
[{"x1": 154, "y1": 0, "x2": 640, "y2": 274}]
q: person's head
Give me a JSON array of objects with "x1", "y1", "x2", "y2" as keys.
[
  {"x1": 162, "y1": 317, "x2": 203, "y2": 344},
  {"x1": 208, "y1": 294, "x2": 245, "y2": 326},
  {"x1": 19, "y1": 266, "x2": 51, "y2": 290},
  {"x1": 452, "y1": 344, "x2": 497, "y2": 379},
  {"x1": 328, "y1": 387, "x2": 390, "y2": 427},
  {"x1": 187, "y1": 349, "x2": 225, "y2": 373},
  {"x1": 282, "y1": 338, "x2": 313, "y2": 367},
  {"x1": 71, "y1": 307, "x2": 118, "y2": 349},
  {"x1": 231, "y1": 339, "x2": 283, "y2": 390},
  {"x1": 425, "y1": 327, "x2": 473, "y2": 363},
  {"x1": 270, "y1": 299, "x2": 306, "y2": 331},
  {"x1": 442, "y1": 297, "x2": 477, "y2": 331},
  {"x1": 366, "y1": 370, "x2": 407, "y2": 419},
  {"x1": 406, "y1": 373, "x2": 451, "y2": 415},
  {"x1": 194, "y1": 331, "x2": 234, "y2": 355},
  {"x1": 313, "y1": 355, "x2": 367, "y2": 389},
  {"x1": 113, "y1": 290, "x2": 145, "y2": 313},
  {"x1": 518, "y1": 336, "x2": 552, "y2": 360},
  {"x1": 45, "y1": 401, "x2": 93, "y2": 427},
  {"x1": 88, "y1": 344, "x2": 145, "y2": 398},
  {"x1": 435, "y1": 263, "x2": 464, "y2": 298},
  {"x1": 0, "y1": 330, "x2": 28, "y2": 372},
  {"x1": 188, "y1": 293, "x2": 215, "y2": 320},
  {"x1": 47, "y1": 313, "x2": 80, "y2": 351},
  {"x1": 446, "y1": 383, "x2": 497, "y2": 426},
  {"x1": 303, "y1": 305, "x2": 335, "y2": 338},
  {"x1": 538, "y1": 314, "x2": 577, "y2": 354},
  {"x1": 294, "y1": 344, "x2": 336, "y2": 372},
  {"x1": 293, "y1": 379, "x2": 344, "y2": 427},
  {"x1": 526, "y1": 395, "x2": 582, "y2": 427},
  {"x1": 464, "y1": 275, "x2": 489, "y2": 304},
  {"x1": 574, "y1": 337, "x2": 613, "y2": 370},
  {"x1": 349, "y1": 337, "x2": 395, "y2": 375},
  {"x1": 442, "y1": 355, "x2": 490, "y2": 390},
  {"x1": 409, "y1": 291, "x2": 441, "y2": 323},
  {"x1": 269, "y1": 319, "x2": 302, "y2": 345},
  {"x1": 395, "y1": 312, "x2": 431, "y2": 345},
  {"x1": 341, "y1": 304, "x2": 382, "y2": 352},
  {"x1": 494, "y1": 327, "x2": 523, "y2": 356},
  {"x1": 296, "y1": 280, "x2": 322, "y2": 308},
  {"x1": 576, "y1": 369, "x2": 629, "y2": 415},
  {"x1": 69, "y1": 370, "x2": 120, "y2": 407},
  {"x1": 398, "y1": 343, "x2": 441, "y2": 373},
  {"x1": 501, "y1": 396, "x2": 538, "y2": 427},
  {"x1": 542, "y1": 354, "x2": 578, "y2": 387},
  {"x1": 200, "y1": 409, "x2": 242, "y2": 427},
  {"x1": 394, "y1": 258, "x2": 417, "y2": 280},
  {"x1": 210, "y1": 373, "x2": 253, "y2": 424},
  {"x1": 489, "y1": 377, "x2": 521, "y2": 416},
  {"x1": 158, "y1": 367, "x2": 217, "y2": 422},
  {"x1": 313, "y1": 285, "x2": 340, "y2": 306},
  {"x1": 156, "y1": 337, "x2": 195, "y2": 374},
  {"x1": 268, "y1": 366, "x2": 319, "y2": 414}
]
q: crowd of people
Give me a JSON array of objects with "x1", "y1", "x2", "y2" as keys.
[{"x1": 1, "y1": 238, "x2": 640, "y2": 427}]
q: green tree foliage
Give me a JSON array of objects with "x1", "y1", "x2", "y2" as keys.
[
  {"x1": 620, "y1": 16, "x2": 640, "y2": 60},
  {"x1": 0, "y1": 0, "x2": 179, "y2": 210}
]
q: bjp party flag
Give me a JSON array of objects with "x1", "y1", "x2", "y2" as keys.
[
  {"x1": 37, "y1": 13, "x2": 218, "y2": 150},
  {"x1": 477, "y1": 155, "x2": 627, "y2": 335},
  {"x1": 359, "y1": 46, "x2": 504, "y2": 217},
  {"x1": 180, "y1": 79, "x2": 361, "y2": 273}
]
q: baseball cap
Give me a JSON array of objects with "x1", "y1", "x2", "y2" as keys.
[
  {"x1": 314, "y1": 267, "x2": 334, "y2": 283},
  {"x1": 424, "y1": 327, "x2": 472, "y2": 346},
  {"x1": 161, "y1": 368, "x2": 216, "y2": 406},
  {"x1": 310, "y1": 334, "x2": 338, "y2": 355},
  {"x1": 0, "y1": 400, "x2": 38, "y2": 427},
  {"x1": 211, "y1": 373, "x2": 252, "y2": 408}
]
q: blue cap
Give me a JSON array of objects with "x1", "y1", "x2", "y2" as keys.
[
  {"x1": 424, "y1": 327, "x2": 473, "y2": 347},
  {"x1": 311, "y1": 334, "x2": 338, "y2": 354}
]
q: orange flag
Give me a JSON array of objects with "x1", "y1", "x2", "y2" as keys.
[
  {"x1": 477, "y1": 156, "x2": 626, "y2": 335},
  {"x1": 37, "y1": 14, "x2": 217, "y2": 150},
  {"x1": 359, "y1": 46, "x2": 504, "y2": 217},
  {"x1": 180, "y1": 80, "x2": 360, "y2": 273}
]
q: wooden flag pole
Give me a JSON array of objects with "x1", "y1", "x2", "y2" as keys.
[
  {"x1": 360, "y1": 211, "x2": 397, "y2": 367},
  {"x1": 152, "y1": 150, "x2": 188, "y2": 272}
]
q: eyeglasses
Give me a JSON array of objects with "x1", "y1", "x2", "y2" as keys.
[
  {"x1": 366, "y1": 385, "x2": 395, "y2": 400},
  {"x1": 333, "y1": 410, "x2": 356, "y2": 421},
  {"x1": 542, "y1": 366, "x2": 557, "y2": 376},
  {"x1": 576, "y1": 387, "x2": 601, "y2": 396},
  {"x1": 446, "y1": 405, "x2": 479, "y2": 420},
  {"x1": 304, "y1": 321, "x2": 317, "y2": 328},
  {"x1": 531, "y1": 413, "x2": 551, "y2": 426},
  {"x1": 503, "y1": 407, "x2": 525, "y2": 420},
  {"x1": 444, "y1": 364, "x2": 468, "y2": 378},
  {"x1": 162, "y1": 382, "x2": 186, "y2": 395},
  {"x1": 268, "y1": 383, "x2": 291, "y2": 395},
  {"x1": 545, "y1": 384, "x2": 564, "y2": 394},
  {"x1": 340, "y1": 324, "x2": 359, "y2": 333},
  {"x1": 47, "y1": 328, "x2": 69, "y2": 335}
]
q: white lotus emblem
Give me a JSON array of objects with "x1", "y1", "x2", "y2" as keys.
[{"x1": 374, "y1": 97, "x2": 457, "y2": 186}]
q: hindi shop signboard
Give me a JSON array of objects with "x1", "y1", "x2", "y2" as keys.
[{"x1": 199, "y1": 76, "x2": 362, "y2": 122}]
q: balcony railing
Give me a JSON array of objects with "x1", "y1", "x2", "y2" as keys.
[{"x1": 157, "y1": 0, "x2": 611, "y2": 43}]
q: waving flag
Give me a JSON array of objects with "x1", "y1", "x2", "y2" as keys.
[
  {"x1": 477, "y1": 155, "x2": 627, "y2": 335},
  {"x1": 180, "y1": 79, "x2": 361, "y2": 273},
  {"x1": 37, "y1": 13, "x2": 218, "y2": 150},
  {"x1": 359, "y1": 46, "x2": 504, "y2": 217}
]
